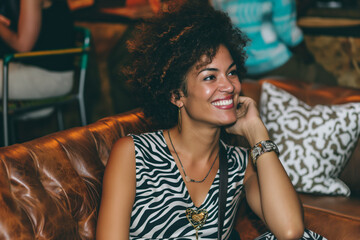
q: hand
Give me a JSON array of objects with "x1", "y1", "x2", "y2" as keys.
[
  {"x1": 225, "y1": 96, "x2": 268, "y2": 145},
  {"x1": 225, "y1": 96, "x2": 260, "y2": 135},
  {"x1": 0, "y1": 15, "x2": 11, "y2": 26}
]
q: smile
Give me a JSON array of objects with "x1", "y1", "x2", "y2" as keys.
[
  {"x1": 212, "y1": 99, "x2": 233, "y2": 106},
  {"x1": 211, "y1": 98, "x2": 234, "y2": 109}
]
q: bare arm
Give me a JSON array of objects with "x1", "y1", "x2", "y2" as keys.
[
  {"x1": 227, "y1": 97, "x2": 304, "y2": 240},
  {"x1": 0, "y1": 0, "x2": 43, "y2": 52},
  {"x1": 96, "y1": 137, "x2": 136, "y2": 240}
]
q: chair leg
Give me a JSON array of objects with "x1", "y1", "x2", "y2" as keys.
[
  {"x1": 79, "y1": 97, "x2": 87, "y2": 126},
  {"x1": 2, "y1": 58, "x2": 10, "y2": 147},
  {"x1": 56, "y1": 108, "x2": 65, "y2": 131},
  {"x1": 2, "y1": 111, "x2": 9, "y2": 147},
  {"x1": 9, "y1": 117, "x2": 17, "y2": 145}
]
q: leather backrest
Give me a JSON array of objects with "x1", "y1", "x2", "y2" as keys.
[{"x1": 0, "y1": 110, "x2": 151, "y2": 239}]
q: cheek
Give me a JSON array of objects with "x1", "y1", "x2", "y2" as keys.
[
  {"x1": 204, "y1": 86, "x2": 213, "y2": 96},
  {"x1": 235, "y1": 80, "x2": 241, "y2": 94},
  {"x1": 187, "y1": 84, "x2": 214, "y2": 100}
]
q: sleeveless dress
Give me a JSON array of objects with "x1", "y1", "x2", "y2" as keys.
[
  {"x1": 129, "y1": 131, "x2": 327, "y2": 240},
  {"x1": 129, "y1": 130, "x2": 248, "y2": 239}
]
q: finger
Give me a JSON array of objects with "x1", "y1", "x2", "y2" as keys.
[
  {"x1": 236, "y1": 96, "x2": 249, "y2": 109},
  {"x1": 0, "y1": 15, "x2": 11, "y2": 26},
  {"x1": 236, "y1": 96, "x2": 253, "y2": 110},
  {"x1": 236, "y1": 102, "x2": 248, "y2": 118}
]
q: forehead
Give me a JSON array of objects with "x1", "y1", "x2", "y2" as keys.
[{"x1": 194, "y1": 45, "x2": 233, "y2": 71}]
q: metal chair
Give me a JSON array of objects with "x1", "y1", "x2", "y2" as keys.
[{"x1": 1, "y1": 26, "x2": 91, "y2": 146}]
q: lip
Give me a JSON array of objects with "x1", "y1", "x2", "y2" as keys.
[{"x1": 211, "y1": 95, "x2": 234, "y2": 109}]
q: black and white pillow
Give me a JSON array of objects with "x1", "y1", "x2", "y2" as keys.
[{"x1": 259, "y1": 82, "x2": 360, "y2": 196}]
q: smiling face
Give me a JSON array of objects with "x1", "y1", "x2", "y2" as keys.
[{"x1": 175, "y1": 45, "x2": 241, "y2": 128}]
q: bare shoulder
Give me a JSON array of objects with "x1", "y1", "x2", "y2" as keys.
[
  {"x1": 110, "y1": 136, "x2": 135, "y2": 157},
  {"x1": 97, "y1": 136, "x2": 136, "y2": 238},
  {"x1": 106, "y1": 136, "x2": 135, "y2": 171},
  {"x1": 102, "y1": 135, "x2": 136, "y2": 191}
]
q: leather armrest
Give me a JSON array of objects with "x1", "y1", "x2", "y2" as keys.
[
  {"x1": 300, "y1": 194, "x2": 360, "y2": 221},
  {"x1": 301, "y1": 194, "x2": 360, "y2": 239}
]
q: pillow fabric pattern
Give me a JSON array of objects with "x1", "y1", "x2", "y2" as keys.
[{"x1": 259, "y1": 82, "x2": 360, "y2": 196}]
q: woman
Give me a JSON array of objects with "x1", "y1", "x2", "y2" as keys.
[
  {"x1": 97, "y1": 2, "x2": 321, "y2": 239},
  {"x1": 0, "y1": 0, "x2": 74, "y2": 115}
]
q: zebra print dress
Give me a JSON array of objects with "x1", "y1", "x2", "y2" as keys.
[{"x1": 129, "y1": 130, "x2": 248, "y2": 239}]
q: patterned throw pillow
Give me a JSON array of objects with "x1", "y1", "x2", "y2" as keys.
[{"x1": 259, "y1": 82, "x2": 360, "y2": 196}]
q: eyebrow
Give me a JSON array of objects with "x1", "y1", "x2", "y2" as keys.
[{"x1": 197, "y1": 62, "x2": 236, "y2": 76}]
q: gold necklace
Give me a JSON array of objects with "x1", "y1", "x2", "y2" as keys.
[
  {"x1": 167, "y1": 130, "x2": 219, "y2": 183},
  {"x1": 186, "y1": 208, "x2": 208, "y2": 240}
]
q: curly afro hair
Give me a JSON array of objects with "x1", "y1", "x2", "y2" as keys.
[{"x1": 124, "y1": 1, "x2": 248, "y2": 129}]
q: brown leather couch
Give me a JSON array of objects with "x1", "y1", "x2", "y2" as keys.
[{"x1": 0, "y1": 79, "x2": 359, "y2": 239}]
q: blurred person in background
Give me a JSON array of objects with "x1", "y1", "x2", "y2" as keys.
[
  {"x1": 210, "y1": 0, "x2": 338, "y2": 85},
  {"x1": 0, "y1": 0, "x2": 75, "y2": 118}
]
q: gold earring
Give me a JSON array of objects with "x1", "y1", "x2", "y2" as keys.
[{"x1": 178, "y1": 107, "x2": 182, "y2": 133}]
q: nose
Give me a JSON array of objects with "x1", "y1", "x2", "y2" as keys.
[{"x1": 219, "y1": 75, "x2": 235, "y2": 93}]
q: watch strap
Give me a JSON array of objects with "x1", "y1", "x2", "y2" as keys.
[{"x1": 250, "y1": 140, "x2": 279, "y2": 167}]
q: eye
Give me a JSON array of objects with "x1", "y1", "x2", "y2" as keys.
[
  {"x1": 228, "y1": 70, "x2": 238, "y2": 77},
  {"x1": 203, "y1": 75, "x2": 216, "y2": 81}
]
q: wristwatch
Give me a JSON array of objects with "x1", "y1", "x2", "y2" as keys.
[{"x1": 250, "y1": 140, "x2": 279, "y2": 167}]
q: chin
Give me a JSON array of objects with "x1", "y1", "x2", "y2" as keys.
[{"x1": 218, "y1": 115, "x2": 237, "y2": 126}]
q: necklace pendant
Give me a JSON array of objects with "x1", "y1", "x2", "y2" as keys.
[
  {"x1": 185, "y1": 175, "x2": 191, "y2": 182},
  {"x1": 186, "y1": 208, "x2": 208, "y2": 239}
]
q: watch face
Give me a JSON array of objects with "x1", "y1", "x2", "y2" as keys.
[
  {"x1": 251, "y1": 140, "x2": 280, "y2": 167},
  {"x1": 251, "y1": 146, "x2": 262, "y2": 160},
  {"x1": 263, "y1": 142, "x2": 274, "y2": 151}
]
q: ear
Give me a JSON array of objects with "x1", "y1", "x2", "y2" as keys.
[{"x1": 170, "y1": 89, "x2": 184, "y2": 108}]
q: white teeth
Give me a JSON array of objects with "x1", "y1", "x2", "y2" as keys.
[{"x1": 212, "y1": 99, "x2": 233, "y2": 106}]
